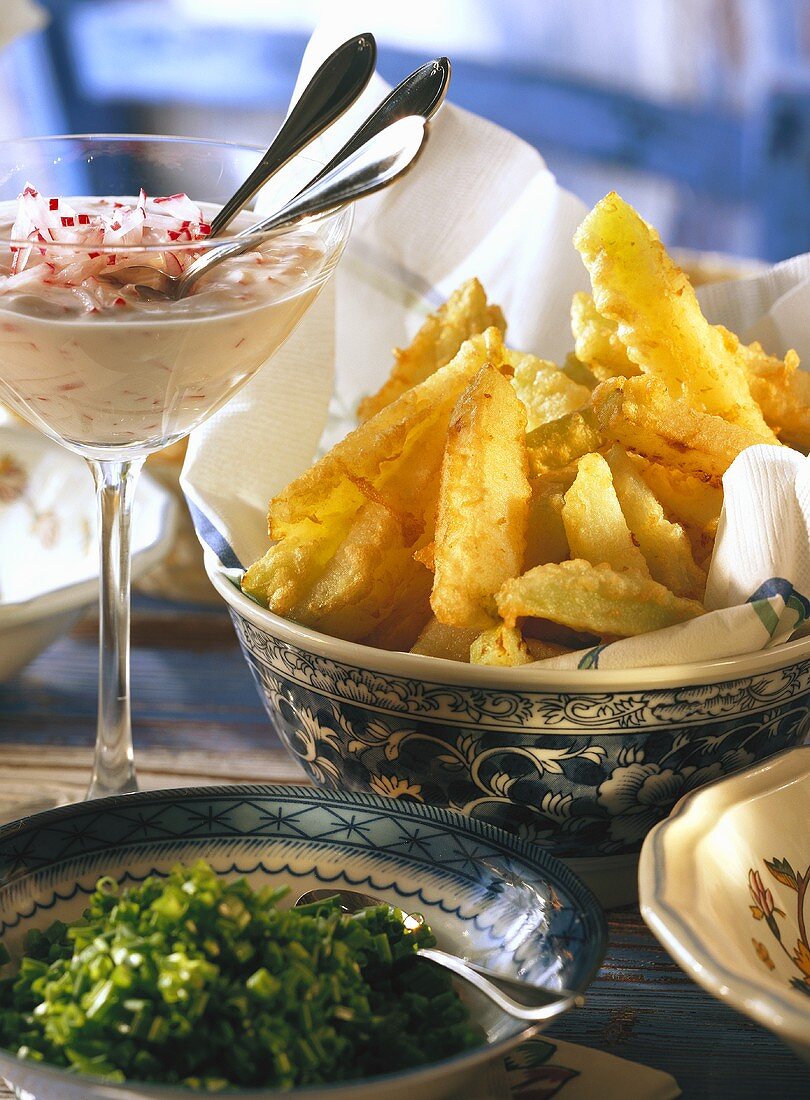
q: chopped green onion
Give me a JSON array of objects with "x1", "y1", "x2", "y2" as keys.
[{"x1": 0, "y1": 860, "x2": 482, "y2": 1088}]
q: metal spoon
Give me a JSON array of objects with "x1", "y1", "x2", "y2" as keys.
[
  {"x1": 106, "y1": 115, "x2": 428, "y2": 301},
  {"x1": 207, "y1": 32, "x2": 377, "y2": 238},
  {"x1": 300, "y1": 56, "x2": 451, "y2": 191},
  {"x1": 101, "y1": 60, "x2": 448, "y2": 300},
  {"x1": 214, "y1": 55, "x2": 449, "y2": 236},
  {"x1": 295, "y1": 888, "x2": 585, "y2": 1023}
]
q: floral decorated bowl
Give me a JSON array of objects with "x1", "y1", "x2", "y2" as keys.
[
  {"x1": 0, "y1": 425, "x2": 176, "y2": 681},
  {"x1": 0, "y1": 783, "x2": 606, "y2": 1100},
  {"x1": 639, "y1": 747, "x2": 810, "y2": 1063},
  {"x1": 206, "y1": 558, "x2": 810, "y2": 906}
]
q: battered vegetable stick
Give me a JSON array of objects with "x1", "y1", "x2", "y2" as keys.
[
  {"x1": 562, "y1": 452, "x2": 650, "y2": 576},
  {"x1": 605, "y1": 445, "x2": 706, "y2": 599},
  {"x1": 637, "y1": 458, "x2": 723, "y2": 536},
  {"x1": 244, "y1": 330, "x2": 504, "y2": 614},
  {"x1": 525, "y1": 407, "x2": 603, "y2": 476},
  {"x1": 497, "y1": 559, "x2": 704, "y2": 637},
  {"x1": 431, "y1": 365, "x2": 531, "y2": 630},
  {"x1": 290, "y1": 503, "x2": 426, "y2": 642},
  {"x1": 591, "y1": 375, "x2": 769, "y2": 482},
  {"x1": 410, "y1": 616, "x2": 478, "y2": 662},
  {"x1": 271, "y1": 329, "x2": 505, "y2": 542},
  {"x1": 636, "y1": 455, "x2": 720, "y2": 567},
  {"x1": 358, "y1": 278, "x2": 506, "y2": 421},
  {"x1": 570, "y1": 291, "x2": 638, "y2": 380},
  {"x1": 560, "y1": 353, "x2": 597, "y2": 389},
  {"x1": 470, "y1": 622, "x2": 570, "y2": 666},
  {"x1": 525, "y1": 468, "x2": 574, "y2": 569},
  {"x1": 507, "y1": 348, "x2": 591, "y2": 430},
  {"x1": 242, "y1": 533, "x2": 322, "y2": 617},
  {"x1": 470, "y1": 623, "x2": 535, "y2": 666},
  {"x1": 362, "y1": 564, "x2": 434, "y2": 651},
  {"x1": 736, "y1": 337, "x2": 810, "y2": 451},
  {"x1": 574, "y1": 193, "x2": 777, "y2": 441},
  {"x1": 572, "y1": 289, "x2": 807, "y2": 449}
]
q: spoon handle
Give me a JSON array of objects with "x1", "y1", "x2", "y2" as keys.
[
  {"x1": 303, "y1": 57, "x2": 451, "y2": 189},
  {"x1": 207, "y1": 32, "x2": 377, "y2": 238},
  {"x1": 417, "y1": 948, "x2": 584, "y2": 1023},
  {"x1": 176, "y1": 115, "x2": 428, "y2": 297},
  {"x1": 258, "y1": 115, "x2": 428, "y2": 231}
]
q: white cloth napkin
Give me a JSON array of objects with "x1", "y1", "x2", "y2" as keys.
[{"x1": 182, "y1": 19, "x2": 810, "y2": 671}]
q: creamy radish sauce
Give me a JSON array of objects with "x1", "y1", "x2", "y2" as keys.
[{"x1": 0, "y1": 187, "x2": 327, "y2": 453}]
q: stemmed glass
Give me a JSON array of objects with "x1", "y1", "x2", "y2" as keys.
[{"x1": 0, "y1": 135, "x2": 351, "y2": 805}]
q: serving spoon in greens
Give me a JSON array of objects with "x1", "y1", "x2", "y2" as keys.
[{"x1": 295, "y1": 889, "x2": 585, "y2": 1022}]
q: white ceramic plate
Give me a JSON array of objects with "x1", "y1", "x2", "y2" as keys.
[
  {"x1": 0, "y1": 425, "x2": 176, "y2": 680},
  {"x1": 639, "y1": 747, "x2": 810, "y2": 1062}
]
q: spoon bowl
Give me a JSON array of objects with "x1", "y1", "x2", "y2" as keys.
[{"x1": 295, "y1": 888, "x2": 585, "y2": 1023}]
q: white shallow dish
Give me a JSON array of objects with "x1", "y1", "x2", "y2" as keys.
[
  {"x1": 640, "y1": 746, "x2": 810, "y2": 1062},
  {"x1": 0, "y1": 425, "x2": 176, "y2": 681}
]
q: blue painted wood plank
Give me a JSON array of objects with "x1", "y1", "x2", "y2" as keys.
[
  {"x1": 49, "y1": 3, "x2": 750, "y2": 203},
  {"x1": 550, "y1": 908, "x2": 807, "y2": 1098},
  {"x1": 0, "y1": 601, "x2": 279, "y2": 753},
  {"x1": 756, "y1": 86, "x2": 810, "y2": 261},
  {"x1": 381, "y1": 49, "x2": 748, "y2": 201}
]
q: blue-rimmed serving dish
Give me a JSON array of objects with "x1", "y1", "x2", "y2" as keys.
[{"x1": 0, "y1": 784, "x2": 606, "y2": 1099}]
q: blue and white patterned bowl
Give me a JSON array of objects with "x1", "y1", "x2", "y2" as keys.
[
  {"x1": 207, "y1": 560, "x2": 810, "y2": 897},
  {"x1": 0, "y1": 784, "x2": 606, "y2": 1099}
]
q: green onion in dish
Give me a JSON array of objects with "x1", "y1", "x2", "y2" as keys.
[{"x1": 0, "y1": 860, "x2": 483, "y2": 1091}]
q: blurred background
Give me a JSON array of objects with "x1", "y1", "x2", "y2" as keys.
[{"x1": 2, "y1": 0, "x2": 810, "y2": 262}]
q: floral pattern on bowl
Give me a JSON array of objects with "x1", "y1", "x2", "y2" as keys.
[
  {"x1": 207, "y1": 564, "x2": 810, "y2": 861},
  {"x1": 640, "y1": 746, "x2": 810, "y2": 1063},
  {"x1": 748, "y1": 859, "x2": 810, "y2": 998}
]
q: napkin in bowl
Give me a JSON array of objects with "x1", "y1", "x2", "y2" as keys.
[{"x1": 182, "y1": 19, "x2": 809, "y2": 672}]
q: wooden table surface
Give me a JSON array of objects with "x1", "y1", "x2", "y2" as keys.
[{"x1": 0, "y1": 595, "x2": 806, "y2": 1098}]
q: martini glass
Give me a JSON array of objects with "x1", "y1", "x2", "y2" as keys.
[{"x1": 0, "y1": 135, "x2": 351, "y2": 806}]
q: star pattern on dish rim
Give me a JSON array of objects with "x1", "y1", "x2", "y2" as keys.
[
  {"x1": 180, "y1": 803, "x2": 243, "y2": 835},
  {"x1": 436, "y1": 836, "x2": 495, "y2": 882},
  {"x1": 43, "y1": 814, "x2": 110, "y2": 861},
  {"x1": 382, "y1": 823, "x2": 452, "y2": 860},
  {"x1": 249, "y1": 803, "x2": 323, "y2": 837},
  {"x1": 314, "y1": 808, "x2": 386, "y2": 843},
  {"x1": 0, "y1": 825, "x2": 52, "y2": 880},
  {"x1": 103, "y1": 804, "x2": 188, "y2": 842}
]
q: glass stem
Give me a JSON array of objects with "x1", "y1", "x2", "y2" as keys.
[{"x1": 86, "y1": 458, "x2": 144, "y2": 799}]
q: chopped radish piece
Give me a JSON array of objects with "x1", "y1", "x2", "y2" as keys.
[{"x1": 2, "y1": 184, "x2": 212, "y2": 307}]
